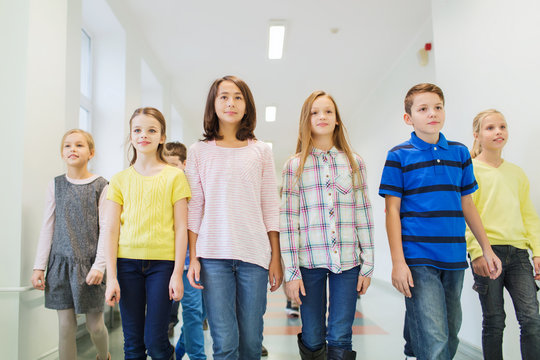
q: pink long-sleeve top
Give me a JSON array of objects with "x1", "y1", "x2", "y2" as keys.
[
  {"x1": 185, "y1": 140, "x2": 280, "y2": 269},
  {"x1": 33, "y1": 175, "x2": 108, "y2": 273}
]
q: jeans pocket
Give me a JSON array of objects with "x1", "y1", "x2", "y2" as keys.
[{"x1": 472, "y1": 280, "x2": 488, "y2": 295}]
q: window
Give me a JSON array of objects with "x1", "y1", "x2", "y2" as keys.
[{"x1": 79, "y1": 29, "x2": 92, "y2": 131}]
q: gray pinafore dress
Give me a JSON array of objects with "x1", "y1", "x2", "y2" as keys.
[{"x1": 44, "y1": 175, "x2": 108, "y2": 313}]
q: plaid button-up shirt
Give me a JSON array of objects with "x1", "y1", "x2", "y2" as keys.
[{"x1": 280, "y1": 147, "x2": 374, "y2": 282}]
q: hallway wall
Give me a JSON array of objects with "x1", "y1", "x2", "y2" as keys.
[{"x1": 432, "y1": 0, "x2": 540, "y2": 355}]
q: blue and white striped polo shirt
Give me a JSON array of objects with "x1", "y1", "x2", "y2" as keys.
[{"x1": 379, "y1": 132, "x2": 477, "y2": 270}]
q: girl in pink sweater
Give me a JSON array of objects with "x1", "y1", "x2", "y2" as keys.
[{"x1": 185, "y1": 75, "x2": 282, "y2": 359}]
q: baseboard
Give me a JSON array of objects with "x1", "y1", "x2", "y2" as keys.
[
  {"x1": 456, "y1": 340, "x2": 482, "y2": 359},
  {"x1": 36, "y1": 347, "x2": 58, "y2": 360}
]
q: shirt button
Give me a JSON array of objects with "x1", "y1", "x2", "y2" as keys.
[
  {"x1": 434, "y1": 147, "x2": 437, "y2": 150},
  {"x1": 437, "y1": 159, "x2": 441, "y2": 163},
  {"x1": 328, "y1": 193, "x2": 331, "y2": 196},
  {"x1": 326, "y1": 174, "x2": 329, "y2": 178}
]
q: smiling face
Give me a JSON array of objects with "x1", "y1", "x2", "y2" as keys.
[
  {"x1": 309, "y1": 95, "x2": 337, "y2": 140},
  {"x1": 404, "y1": 92, "x2": 445, "y2": 143},
  {"x1": 475, "y1": 113, "x2": 508, "y2": 152},
  {"x1": 214, "y1": 80, "x2": 246, "y2": 129},
  {"x1": 62, "y1": 132, "x2": 94, "y2": 167},
  {"x1": 130, "y1": 114, "x2": 165, "y2": 156}
]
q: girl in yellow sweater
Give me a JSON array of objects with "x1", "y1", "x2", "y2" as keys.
[
  {"x1": 104, "y1": 107, "x2": 191, "y2": 360},
  {"x1": 467, "y1": 109, "x2": 540, "y2": 360}
]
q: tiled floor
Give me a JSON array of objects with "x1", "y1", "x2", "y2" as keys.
[{"x1": 77, "y1": 280, "x2": 480, "y2": 359}]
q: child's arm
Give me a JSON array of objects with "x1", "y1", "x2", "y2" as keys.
[
  {"x1": 104, "y1": 199, "x2": 122, "y2": 306},
  {"x1": 462, "y1": 194, "x2": 502, "y2": 279},
  {"x1": 517, "y1": 174, "x2": 540, "y2": 279},
  {"x1": 86, "y1": 185, "x2": 108, "y2": 286},
  {"x1": 31, "y1": 180, "x2": 56, "y2": 290},
  {"x1": 268, "y1": 231, "x2": 283, "y2": 292},
  {"x1": 186, "y1": 230, "x2": 203, "y2": 289},
  {"x1": 280, "y1": 158, "x2": 305, "y2": 304},
  {"x1": 355, "y1": 157, "x2": 375, "y2": 295},
  {"x1": 260, "y1": 145, "x2": 283, "y2": 292},
  {"x1": 169, "y1": 198, "x2": 188, "y2": 301},
  {"x1": 385, "y1": 195, "x2": 414, "y2": 298}
]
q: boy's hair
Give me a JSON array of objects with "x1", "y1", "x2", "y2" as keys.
[
  {"x1": 164, "y1": 141, "x2": 187, "y2": 162},
  {"x1": 404, "y1": 83, "x2": 445, "y2": 115},
  {"x1": 60, "y1": 129, "x2": 95, "y2": 155},
  {"x1": 202, "y1": 75, "x2": 256, "y2": 141},
  {"x1": 128, "y1": 107, "x2": 167, "y2": 165},
  {"x1": 471, "y1": 109, "x2": 505, "y2": 159},
  {"x1": 295, "y1": 90, "x2": 362, "y2": 188}
]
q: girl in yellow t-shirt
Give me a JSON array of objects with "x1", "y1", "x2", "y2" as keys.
[
  {"x1": 467, "y1": 109, "x2": 540, "y2": 359},
  {"x1": 104, "y1": 107, "x2": 191, "y2": 360}
]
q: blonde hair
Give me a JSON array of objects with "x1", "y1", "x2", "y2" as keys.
[
  {"x1": 471, "y1": 109, "x2": 505, "y2": 158},
  {"x1": 295, "y1": 91, "x2": 361, "y2": 187},
  {"x1": 60, "y1": 129, "x2": 95, "y2": 155}
]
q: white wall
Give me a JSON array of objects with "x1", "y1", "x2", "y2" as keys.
[
  {"x1": 432, "y1": 0, "x2": 540, "y2": 355},
  {"x1": 0, "y1": 0, "x2": 81, "y2": 358},
  {"x1": 350, "y1": 17, "x2": 436, "y2": 283}
]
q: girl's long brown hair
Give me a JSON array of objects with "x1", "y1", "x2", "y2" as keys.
[
  {"x1": 128, "y1": 107, "x2": 167, "y2": 165},
  {"x1": 295, "y1": 91, "x2": 362, "y2": 187},
  {"x1": 471, "y1": 109, "x2": 505, "y2": 159}
]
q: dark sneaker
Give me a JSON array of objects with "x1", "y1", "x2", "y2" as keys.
[
  {"x1": 261, "y1": 345, "x2": 268, "y2": 357},
  {"x1": 285, "y1": 300, "x2": 300, "y2": 317}
]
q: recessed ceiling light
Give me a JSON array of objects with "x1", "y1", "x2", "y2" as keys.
[
  {"x1": 265, "y1": 106, "x2": 277, "y2": 122},
  {"x1": 268, "y1": 23, "x2": 285, "y2": 60}
]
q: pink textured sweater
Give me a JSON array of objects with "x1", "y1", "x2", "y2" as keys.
[{"x1": 185, "y1": 140, "x2": 280, "y2": 269}]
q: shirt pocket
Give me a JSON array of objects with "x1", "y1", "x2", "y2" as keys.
[{"x1": 335, "y1": 173, "x2": 353, "y2": 195}]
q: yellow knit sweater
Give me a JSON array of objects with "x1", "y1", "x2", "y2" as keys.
[
  {"x1": 107, "y1": 165, "x2": 191, "y2": 260},
  {"x1": 466, "y1": 159, "x2": 540, "y2": 260}
]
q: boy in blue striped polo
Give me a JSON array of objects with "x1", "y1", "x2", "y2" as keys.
[{"x1": 379, "y1": 83, "x2": 502, "y2": 360}]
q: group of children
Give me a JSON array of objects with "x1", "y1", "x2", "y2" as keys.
[{"x1": 30, "y1": 78, "x2": 540, "y2": 360}]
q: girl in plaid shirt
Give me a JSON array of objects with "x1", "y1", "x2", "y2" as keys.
[{"x1": 280, "y1": 91, "x2": 374, "y2": 360}]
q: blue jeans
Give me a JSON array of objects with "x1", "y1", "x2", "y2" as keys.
[
  {"x1": 200, "y1": 258, "x2": 268, "y2": 360},
  {"x1": 117, "y1": 259, "x2": 175, "y2": 360},
  {"x1": 404, "y1": 266, "x2": 464, "y2": 360},
  {"x1": 472, "y1": 245, "x2": 540, "y2": 360},
  {"x1": 299, "y1": 266, "x2": 360, "y2": 351},
  {"x1": 175, "y1": 269, "x2": 207, "y2": 360}
]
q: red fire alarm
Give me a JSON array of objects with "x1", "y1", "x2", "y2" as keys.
[{"x1": 425, "y1": 43, "x2": 432, "y2": 51}]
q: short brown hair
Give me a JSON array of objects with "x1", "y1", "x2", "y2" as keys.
[
  {"x1": 202, "y1": 75, "x2": 256, "y2": 141},
  {"x1": 404, "y1": 83, "x2": 445, "y2": 115},
  {"x1": 164, "y1": 141, "x2": 187, "y2": 162}
]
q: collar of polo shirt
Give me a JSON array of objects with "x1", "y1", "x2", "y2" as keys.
[{"x1": 410, "y1": 131, "x2": 449, "y2": 150}]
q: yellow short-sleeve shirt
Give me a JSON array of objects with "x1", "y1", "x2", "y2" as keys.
[{"x1": 107, "y1": 165, "x2": 191, "y2": 260}]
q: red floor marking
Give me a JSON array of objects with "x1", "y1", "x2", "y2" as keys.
[
  {"x1": 263, "y1": 325, "x2": 302, "y2": 335},
  {"x1": 351, "y1": 325, "x2": 388, "y2": 335}
]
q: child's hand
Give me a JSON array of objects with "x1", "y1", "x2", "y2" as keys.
[
  {"x1": 85, "y1": 269, "x2": 104, "y2": 285},
  {"x1": 471, "y1": 256, "x2": 491, "y2": 277},
  {"x1": 31, "y1": 270, "x2": 45, "y2": 290},
  {"x1": 482, "y1": 249, "x2": 502, "y2": 279},
  {"x1": 357, "y1": 276, "x2": 371, "y2": 295},
  {"x1": 268, "y1": 256, "x2": 283, "y2": 292},
  {"x1": 392, "y1": 262, "x2": 414, "y2": 298},
  {"x1": 105, "y1": 278, "x2": 120, "y2": 306},
  {"x1": 187, "y1": 259, "x2": 203, "y2": 289},
  {"x1": 285, "y1": 279, "x2": 305, "y2": 306},
  {"x1": 533, "y1": 257, "x2": 540, "y2": 280},
  {"x1": 169, "y1": 271, "x2": 184, "y2": 301}
]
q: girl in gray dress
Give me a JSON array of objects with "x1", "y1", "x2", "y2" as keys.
[{"x1": 31, "y1": 129, "x2": 110, "y2": 360}]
